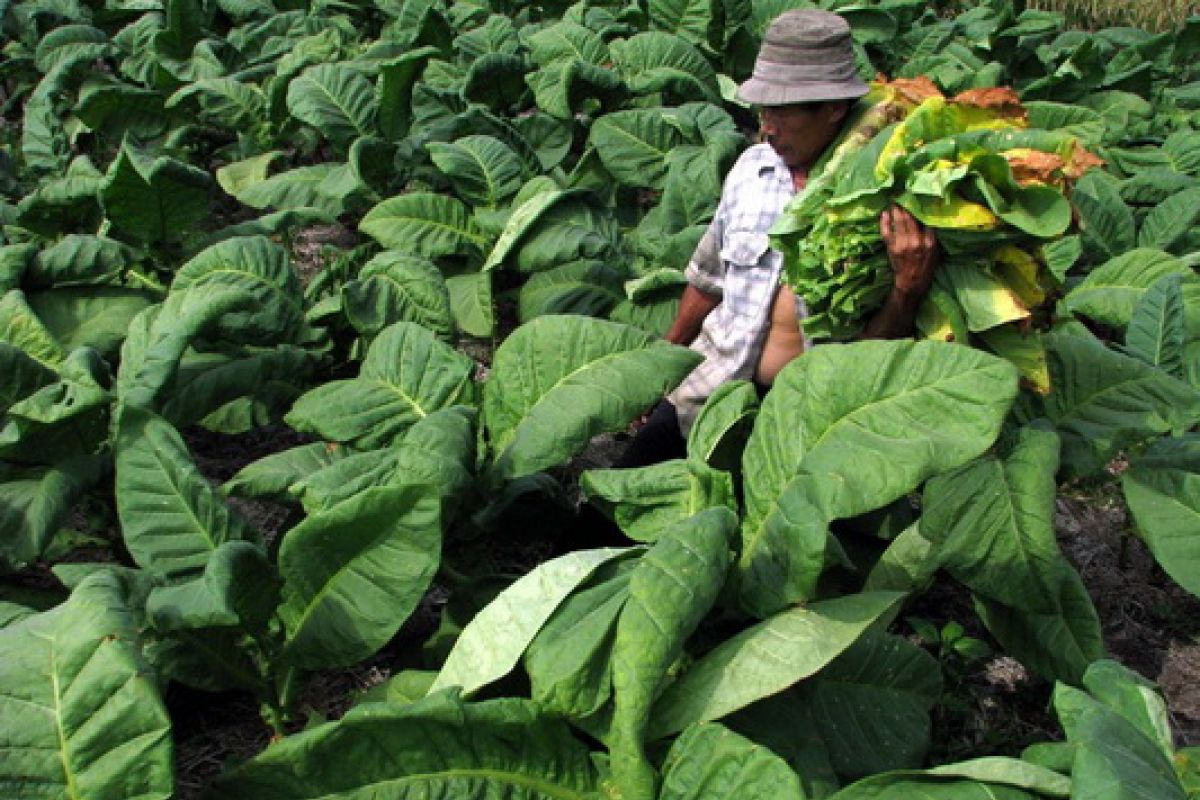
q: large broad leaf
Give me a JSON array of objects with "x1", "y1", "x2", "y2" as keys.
[
  {"x1": 1055, "y1": 679, "x2": 1187, "y2": 800},
  {"x1": 825, "y1": 761, "x2": 1060, "y2": 799},
  {"x1": 378, "y1": 46, "x2": 440, "y2": 141},
  {"x1": 647, "y1": 592, "x2": 906, "y2": 740},
  {"x1": 1016, "y1": 330, "x2": 1200, "y2": 478},
  {"x1": 14, "y1": 162, "x2": 104, "y2": 238},
  {"x1": 0, "y1": 341, "x2": 57, "y2": 413},
  {"x1": 446, "y1": 271, "x2": 495, "y2": 337},
  {"x1": 0, "y1": 456, "x2": 106, "y2": 572},
  {"x1": 27, "y1": 234, "x2": 136, "y2": 287},
  {"x1": 285, "y1": 322, "x2": 476, "y2": 449},
  {"x1": 427, "y1": 135, "x2": 525, "y2": 207},
  {"x1": 171, "y1": 235, "x2": 306, "y2": 343},
  {"x1": 430, "y1": 547, "x2": 634, "y2": 697},
  {"x1": 343, "y1": 252, "x2": 453, "y2": 342},
  {"x1": 223, "y1": 442, "x2": 348, "y2": 502},
  {"x1": 235, "y1": 163, "x2": 361, "y2": 217},
  {"x1": 0, "y1": 349, "x2": 111, "y2": 465},
  {"x1": 286, "y1": 64, "x2": 379, "y2": 147},
  {"x1": 974, "y1": 565, "x2": 1104, "y2": 684},
  {"x1": 0, "y1": 571, "x2": 173, "y2": 800},
  {"x1": 1123, "y1": 434, "x2": 1200, "y2": 598},
  {"x1": 1073, "y1": 170, "x2": 1136, "y2": 262},
  {"x1": 146, "y1": 540, "x2": 279, "y2": 633},
  {"x1": 516, "y1": 260, "x2": 626, "y2": 323},
  {"x1": 359, "y1": 192, "x2": 488, "y2": 259},
  {"x1": 738, "y1": 340, "x2": 1017, "y2": 616},
  {"x1": 1136, "y1": 186, "x2": 1200, "y2": 255},
  {"x1": 290, "y1": 408, "x2": 476, "y2": 517},
  {"x1": 278, "y1": 483, "x2": 441, "y2": 669},
  {"x1": 100, "y1": 141, "x2": 212, "y2": 246},
  {"x1": 1080, "y1": 660, "x2": 1174, "y2": 758},
  {"x1": 1061, "y1": 249, "x2": 1200, "y2": 334},
  {"x1": 208, "y1": 692, "x2": 599, "y2": 800},
  {"x1": 24, "y1": 288, "x2": 151, "y2": 363},
  {"x1": 483, "y1": 315, "x2": 702, "y2": 481},
  {"x1": 1125, "y1": 274, "x2": 1187, "y2": 377},
  {"x1": 115, "y1": 406, "x2": 255, "y2": 582},
  {"x1": 799, "y1": 631, "x2": 942, "y2": 780},
  {"x1": 580, "y1": 460, "x2": 737, "y2": 543},
  {"x1": 610, "y1": 32, "x2": 720, "y2": 103},
  {"x1": 166, "y1": 78, "x2": 266, "y2": 130},
  {"x1": 589, "y1": 108, "x2": 686, "y2": 190},
  {"x1": 610, "y1": 508, "x2": 735, "y2": 800},
  {"x1": 0, "y1": 289, "x2": 68, "y2": 368},
  {"x1": 922, "y1": 424, "x2": 1067, "y2": 614},
  {"x1": 659, "y1": 722, "x2": 805, "y2": 800},
  {"x1": 524, "y1": 21, "x2": 609, "y2": 69}
]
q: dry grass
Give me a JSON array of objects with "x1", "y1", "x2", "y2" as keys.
[{"x1": 1026, "y1": 0, "x2": 1198, "y2": 32}]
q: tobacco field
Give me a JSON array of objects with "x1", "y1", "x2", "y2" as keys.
[{"x1": 2, "y1": 0, "x2": 1200, "y2": 797}]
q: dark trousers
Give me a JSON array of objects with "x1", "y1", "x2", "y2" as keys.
[{"x1": 614, "y1": 399, "x2": 687, "y2": 468}]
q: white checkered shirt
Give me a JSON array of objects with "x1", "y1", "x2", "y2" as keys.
[{"x1": 668, "y1": 143, "x2": 808, "y2": 434}]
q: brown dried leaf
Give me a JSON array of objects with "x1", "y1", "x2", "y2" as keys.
[
  {"x1": 888, "y1": 76, "x2": 944, "y2": 105},
  {"x1": 1063, "y1": 142, "x2": 1106, "y2": 180},
  {"x1": 1005, "y1": 149, "x2": 1066, "y2": 184},
  {"x1": 952, "y1": 87, "x2": 1026, "y2": 121}
]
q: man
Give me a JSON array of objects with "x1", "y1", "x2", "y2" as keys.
[{"x1": 619, "y1": 8, "x2": 938, "y2": 467}]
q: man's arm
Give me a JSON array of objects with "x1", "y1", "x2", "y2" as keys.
[
  {"x1": 664, "y1": 284, "x2": 721, "y2": 346},
  {"x1": 860, "y1": 205, "x2": 938, "y2": 340}
]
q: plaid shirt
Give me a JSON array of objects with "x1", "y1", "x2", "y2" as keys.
[{"x1": 668, "y1": 143, "x2": 808, "y2": 433}]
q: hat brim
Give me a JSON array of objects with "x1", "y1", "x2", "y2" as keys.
[{"x1": 737, "y1": 76, "x2": 869, "y2": 106}]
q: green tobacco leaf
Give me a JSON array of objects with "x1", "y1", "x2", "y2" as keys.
[
  {"x1": 378, "y1": 46, "x2": 440, "y2": 141},
  {"x1": 159, "y1": 346, "x2": 315, "y2": 430},
  {"x1": 611, "y1": 32, "x2": 720, "y2": 103},
  {"x1": 826, "y1": 760, "x2": 1059, "y2": 799},
  {"x1": 0, "y1": 289, "x2": 68, "y2": 368},
  {"x1": 235, "y1": 163, "x2": 360, "y2": 217},
  {"x1": 167, "y1": 78, "x2": 266, "y2": 130},
  {"x1": 1125, "y1": 274, "x2": 1187, "y2": 377},
  {"x1": 427, "y1": 135, "x2": 525, "y2": 208},
  {"x1": 173, "y1": 235, "x2": 305, "y2": 342},
  {"x1": 146, "y1": 540, "x2": 279, "y2": 633},
  {"x1": 580, "y1": 460, "x2": 737, "y2": 543},
  {"x1": 1073, "y1": 170, "x2": 1136, "y2": 262},
  {"x1": 0, "y1": 341, "x2": 57, "y2": 413},
  {"x1": 0, "y1": 349, "x2": 111, "y2": 464},
  {"x1": 359, "y1": 192, "x2": 488, "y2": 258},
  {"x1": 343, "y1": 253, "x2": 453, "y2": 343},
  {"x1": 1123, "y1": 435, "x2": 1200, "y2": 598},
  {"x1": 0, "y1": 456, "x2": 106, "y2": 572},
  {"x1": 974, "y1": 565, "x2": 1104, "y2": 684},
  {"x1": 430, "y1": 547, "x2": 633, "y2": 697},
  {"x1": 660, "y1": 722, "x2": 805, "y2": 800},
  {"x1": 15, "y1": 164, "x2": 104, "y2": 238},
  {"x1": 483, "y1": 315, "x2": 702, "y2": 481},
  {"x1": 738, "y1": 340, "x2": 1017, "y2": 616},
  {"x1": 686, "y1": 380, "x2": 759, "y2": 472},
  {"x1": 101, "y1": 142, "x2": 212, "y2": 245},
  {"x1": 863, "y1": 523, "x2": 940, "y2": 594},
  {"x1": 216, "y1": 151, "x2": 282, "y2": 197},
  {"x1": 145, "y1": 627, "x2": 265, "y2": 695},
  {"x1": 115, "y1": 406, "x2": 255, "y2": 582},
  {"x1": 286, "y1": 64, "x2": 378, "y2": 147},
  {"x1": 1017, "y1": 330, "x2": 1200, "y2": 478},
  {"x1": 1061, "y1": 248, "x2": 1200, "y2": 334},
  {"x1": 290, "y1": 410, "x2": 475, "y2": 517},
  {"x1": 922, "y1": 425, "x2": 1066, "y2": 614},
  {"x1": 1136, "y1": 186, "x2": 1200, "y2": 255},
  {"x1": 25, "y1": 288, "x2": 155, "y2": 361},
  {"x1": 446, "y1": 271, "x2": 495, "y2": 337},
  {"x1": 1080, "y1": 660, "x2": 1174, "y2": 758},
  {"x1": 1055, "y1": 680, "x2": 1186, "y2": 800},
  {"x1": 285, "y1": 322, "x2": 476, "y2": 449},
  {"x1": 648, "y1": 592, "x2": 905, "y2": 740},
  {"x1": 935, "y1": 257, "x2": 1030, "y2": 332},
  {"x1": 610, "y1": 508, "x2": 735, "y2": 800},
  {"x1": 589, "y1": 108, "x2": 686, "y2": 190},
  {"x1": 223, "y1": 442, "x2": 349, "y2": 501},
  {"x1": 279, "y1": 484, "x2": 441, "y2": 669},
  {"x1": 209, "y1": 692, "x2": 599, "y2": 800},
  {"x1": 516, "y1": 260, "x2": 626, "y2": 323},
  {"x1": 800, "y1": 631, "x2": 942, "y2": 779},
  {"x1": 525, "y1": 21, "x2": 609, "y2": 68},
  {"x1": 28, "y1": 235, "x2": 137, "y2": 287},
  {"x1": 0, "y1": 571, "x2": 173, "y2": 800}
]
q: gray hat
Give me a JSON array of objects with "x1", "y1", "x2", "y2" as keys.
[{"x1": 737, "y1": 9, "x2": 869, "y2": 106}]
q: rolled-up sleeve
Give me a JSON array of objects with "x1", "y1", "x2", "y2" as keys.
[{"x1": 684, "y1": 222, "x2": 724, "y2": 296}]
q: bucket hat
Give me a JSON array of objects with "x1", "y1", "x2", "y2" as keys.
[{"x1": 737, "y1": 9, "x2": 869, "y2": 106}]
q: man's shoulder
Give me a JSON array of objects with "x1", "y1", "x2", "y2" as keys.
[{"x1": 730, "y1": 142, "x2": 782, "y2": 173}]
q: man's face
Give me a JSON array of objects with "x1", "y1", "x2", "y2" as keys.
[{"x1": 759, "y1": 102, "x2": 847, "y2": 170}]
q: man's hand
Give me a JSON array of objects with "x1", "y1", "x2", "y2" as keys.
[
  {"x1": 880, "y1": 205, "x2": 937, "y2": 298},
  {"x1": 860, "y1": 206, "x2": 939, "y2": 340}
]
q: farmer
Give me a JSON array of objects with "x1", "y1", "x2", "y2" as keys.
[{"x1": 618, "y1": 8, "x2": 939, "y2": 468}]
